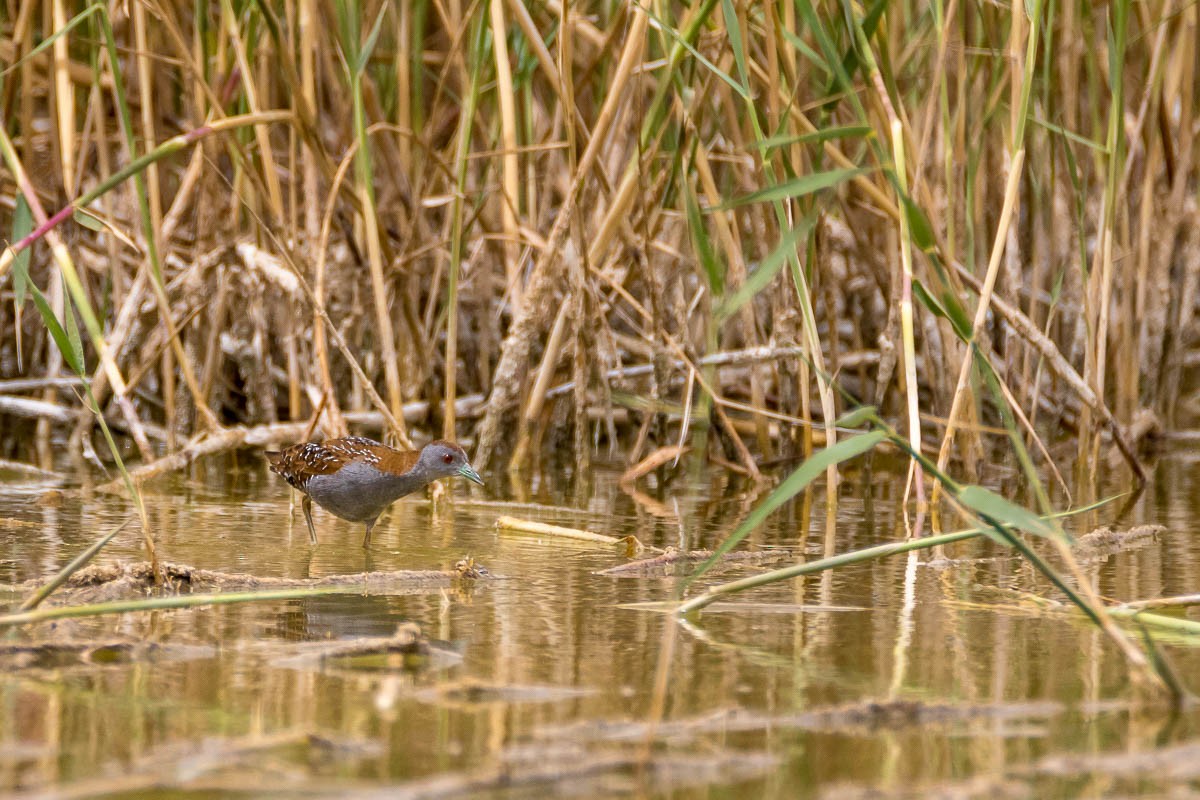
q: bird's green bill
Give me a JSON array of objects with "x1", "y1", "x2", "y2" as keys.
[{"x1": 458, "y1": 464, "x2": 484, "y2": 485}]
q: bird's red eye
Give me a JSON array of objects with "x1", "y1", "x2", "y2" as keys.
[{"x1": 443, "y1": 453, "x2": 454, "y2": 464}]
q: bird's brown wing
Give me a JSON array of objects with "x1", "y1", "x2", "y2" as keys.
[
  {"x1": 266, "y1": 437, "x2": 422, "y2": 488},
  {"x1": 266, "y1": 441, "x2": 349, "y2": 489},
  {"x1": 321, "y1": 437, "x2": 421, "y2": 475}
]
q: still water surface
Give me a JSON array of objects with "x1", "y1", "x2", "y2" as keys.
[{"x1": 2, "y1": 449, "x2": 1200, "y2": 798}]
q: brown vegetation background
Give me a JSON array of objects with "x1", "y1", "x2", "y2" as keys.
[{"x1": 0, "y1": 0, "x2": 1196, "y2": 488}]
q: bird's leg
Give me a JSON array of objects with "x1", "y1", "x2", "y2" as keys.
[
  {"x1": 362, "y1": 517, "x2": 378, "y2": 549},
  {"x1": 302, "y1": 494, "x2": 317, "y2": 544}
]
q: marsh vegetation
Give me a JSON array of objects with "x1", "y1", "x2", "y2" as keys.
[{"x1": 3, "y1": 0, "x2": 1200, "y2": 796}]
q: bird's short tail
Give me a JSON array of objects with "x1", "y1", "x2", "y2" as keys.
[{"x1": 264, "y1": 451, "x2": 283, "y2": 472}]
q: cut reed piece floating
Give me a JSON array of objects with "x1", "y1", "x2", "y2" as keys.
[{"x1": 495, "y1": 516, "x2": 651, "y2": 555}]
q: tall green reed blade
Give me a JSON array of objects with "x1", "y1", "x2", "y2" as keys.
[
  {"x1": 862, "y1": 410, "x2": 1106, "y2": 632},
  {"x1": 680, "y1": 147, "x2": 722, "y2": 469},
  {"x1": 10, "y1": 194, "x2": 33, "y2": 369},
  {"x1": 714, "y1": 223, "x2": 812, "y2": 322},
  {"x1": 444, "y1": 12, "x2": 488, "y2": 438},
  {"x1": 682, "y1": 431, "x2": 888, "y2": 591},
  {"x1": 676, "y1": 497, "x2": 1114, "y2": 615},
  {"x1": 684, "y1": 177, "x2": 724, "y2": 296},
  {"x1": 718, "y1": 167, "x2": 869, "y2": 209},
  {"x1": 1132, "y1": 617, "x2": 1189, "y2": 705},
  {"x1": 678, "y1": 335, "x2": 1158, "y2": 685},
  {"x1": 0, "y1": 5, "x2": 102, "y2": 78},
  {"x1": 642, "y1": 0, "x2": 749, "y2": 102},
  {"x1": 11, "y1": 264, "x2": 150, "y2": 571},
  {"x1": 27, "y1": 281, "x2": 84, "y2": 377},
  {"x1": 972, "y1": 343, "x2": 1056, "y2": 514},
  {"x1": 755, "y1": 125, "x2": 875, "y2": 152}
]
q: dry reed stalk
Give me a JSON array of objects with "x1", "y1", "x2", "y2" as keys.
[
  {"x1": 488, "y1": 0, "x2": 521, "y2": 315},
  {"x1": 949, "y1": 259, "x2": 1145, "y2": 482},
  {"x1": 474, "y1": 3, "x2": 650, "y2": 469},
  {"x1": 0, "y1": 0, "x2": 1192, "y2": 508},
  {"x1": 891, "y1": 120, "x2": 925, "y2": 513},
  {"x1": 512, "y1": 303, "x2": 570, "y2": 466},
  {"x1": 933, "y1": 150, "x2": 1026, "y2": 500}
]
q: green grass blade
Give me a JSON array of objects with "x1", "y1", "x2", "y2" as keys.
[
  {"x1": 684, "y1": 180, "x2": 724, "y2": 294},
  {"x1": 685, "y1": 431, "x2": 888, "y2": 587},
  {"x1": 912, "y1": 279, "x2": 971, "y2": 339},
  {"x1": 10, "y1": 195, "x2": 32, "y2": 307},
  {"x1": 716, "y1": 221, "x2": 812, "y2": 321},
  {"x1": 0, "y1": 586, "x2": 357, "y2": 628},
  {"x1": 900, "y1": 195, "x2": 936, "y2": 252},
  {"x1": 72, "y1": 208, "x2": 106, "y2": 231},
  {"x1": 833, "y1": 405, "x2": 878, "y2": 429},
  {"x1": 958, "y1": 485, "x2": 1064, "y2": 542},
  {"x1": 756, "y1": 126, "x2": 874, "y2": 152},
  {"x1": 28, "y1": 282, "x2": 84, "y2": 377},
  {"x1": 0, "y1": 5, "x2": 101, "y2": 77},
  {"x1": 20, "y1": 518, "x2": 134, "y2": 611},
  {"x1": 641, "y1": 1, "x2": 749, "y2": 101},
  {"x1": 356, "y1": 2, "x2": 390, "y2": 74},
  {"x1": 720, "y1": 0, "x2": 750, "y2": 94},
  {"x1": 719, "y1": 168, "x2": 868, "y2": 209},
  {"x1": 676, "y1": 497, "x2": 1117, "y2": 615},
  {"x1": 62, "y1": 288, "x2": 85, "y2": 374}
]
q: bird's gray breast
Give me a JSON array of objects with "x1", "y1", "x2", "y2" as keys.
[{"x1": 305, "y1": 461, "x2": 422, "y2": 522}]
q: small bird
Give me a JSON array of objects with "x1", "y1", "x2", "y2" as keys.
[{"x1": 266, "y1": 437, "x2": 484, "y2": 548}]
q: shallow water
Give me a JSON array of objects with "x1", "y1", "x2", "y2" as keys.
[{"x1": 2, "y1": 448, "x2": 1200, "y2": 798}]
